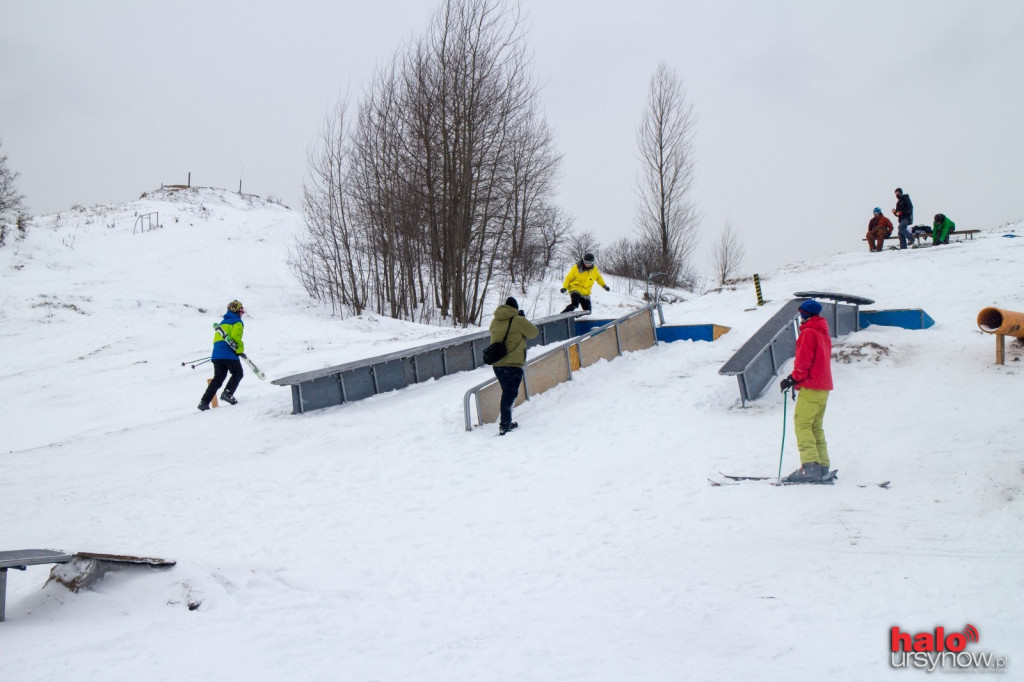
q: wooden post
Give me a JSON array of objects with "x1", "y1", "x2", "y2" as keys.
[
  {"x1": 996, "y1": 334, "x2": 1005, "y2": 365},
  {"x1": 207, "y1": 379, "x2": 219, "y2": 407}
]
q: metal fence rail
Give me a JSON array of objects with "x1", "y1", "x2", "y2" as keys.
[
  {"x1": 273, "y1": 313, "x2": 584, "y2": 414},
  {"x1": 463, "y1": 305, "x2": 659, "y2": 431}
]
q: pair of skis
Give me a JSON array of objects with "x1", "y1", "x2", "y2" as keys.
[
  {"x1": 708, "y1": 472, "x2": 891, "y2": 489},
  {"x1": 214, "y1": 325, "x2": 267, "y2": 380}
]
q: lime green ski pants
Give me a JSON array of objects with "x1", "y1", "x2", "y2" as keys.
[{"x1": 793, "y1": 388, "x2": 830, "y2": 467}]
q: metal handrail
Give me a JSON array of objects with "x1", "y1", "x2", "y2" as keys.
[
  {"x1": 133, "y1": 212, "x2": 159, "y2": 234},
  {"x1": 463, "y1": 305, "x2": 658, "y2": 431}
]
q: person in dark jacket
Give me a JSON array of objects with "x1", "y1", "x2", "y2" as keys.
[
  {"x1": 198, "y1": 300, "x2": 246, "y2": 411},
  {"x1": 489, "y1": 297, "x2": 540, "y2": 435},
  {"x1": 932, "y1": 213, "x2": 956, "y2": 245},
  {"x1": 866, "y1": 207, "x2": 893, "y2": 252},
  {"x1": 892, "y1": 187, "x2": 915, "y2": 249},
  {"x1": 779, "y1": 299, "x2": 834, "y2": 482}
]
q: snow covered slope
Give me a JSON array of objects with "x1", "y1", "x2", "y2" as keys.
[{"x1": 1, "y1": 191, "x2": 1021, "y2": 680}]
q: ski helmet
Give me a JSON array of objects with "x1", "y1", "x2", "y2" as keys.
[
  {"x1": 227, "y1": 300, "x2": 245, "y2": 313},
  {"x1": 583, "y1": 252, "x2": 595, "y2": 265}
]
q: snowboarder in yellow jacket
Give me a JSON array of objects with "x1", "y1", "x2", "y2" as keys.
[{"x1": 560, "y1": 253, "x2": 609, "y2": 314}]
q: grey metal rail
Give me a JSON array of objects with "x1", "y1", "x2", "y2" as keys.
[
  {"x1": 719, "y1": 292, "x2": 872, "y2": 406},
  {"x1": 273, "y1": 313, "x2": 585, "y2": 414},
  {"x1": 463, "y1": 305, "x2": 659, "y2": 431}
]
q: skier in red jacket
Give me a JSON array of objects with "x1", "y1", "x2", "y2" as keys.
[{"x1": 779, "y1": 299, "x2": 834, "y2": 482}]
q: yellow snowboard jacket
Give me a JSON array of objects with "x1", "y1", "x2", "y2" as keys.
[{"x1": 562, "y1": 263, "x2": 607, "y2": 297}]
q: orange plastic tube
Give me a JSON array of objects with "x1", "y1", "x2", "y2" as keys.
[{"x1": 977, "y1": 307, "x2": 1024, "y2": 337}]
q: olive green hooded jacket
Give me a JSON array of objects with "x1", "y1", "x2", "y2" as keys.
[{"x1": 488, "y1": 304, "x2": 539, "y2": 367}]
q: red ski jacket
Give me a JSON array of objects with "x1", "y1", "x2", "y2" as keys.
[{"x1": 792, "y1": 315, "x2": 833, "y2": 391}]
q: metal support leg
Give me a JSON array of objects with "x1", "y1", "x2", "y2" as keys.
[
  {"x1": 1, "y1": 568, "x2": 7, "y2": 622},
  {"x1": 996, "y1": 334, "x2": 1006, "y2": 365}
]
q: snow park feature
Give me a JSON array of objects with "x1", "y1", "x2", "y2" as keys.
[
  {"x1": 976, "y1": 306, "x2": 1024, "y2": 365},
  {"x1": 0, "y1": 187, "x2": 1021, "y2": 680}
]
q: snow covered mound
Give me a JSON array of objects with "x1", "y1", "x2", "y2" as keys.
[{"x1": 1, "y1": 196, "x2": 1022, "y2": 680}]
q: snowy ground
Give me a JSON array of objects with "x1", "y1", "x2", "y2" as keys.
[{"x1": 1, "y1": 188, "x2": 1021, "y2": 680}]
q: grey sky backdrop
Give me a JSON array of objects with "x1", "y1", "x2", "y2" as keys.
[{"x1": 2, "y1": 0, "x2": 1022, "y2": 276}]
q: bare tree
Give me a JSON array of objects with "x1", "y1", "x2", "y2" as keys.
[
  {"x1": 0, "y1": 140, "x2": 27, "y2": 241},
  {"x1": 559, "y1": 229, "x2": 600, "y2": 267},
  {"x1": 632, "y1": 62, "x2": 700, "y2": 288},
  {"x1": 712, "y1": 219, "x2": 746, "y2": 285},
  {"x1": 536, "y1": 204, "x2": 573, "y2": 268}
]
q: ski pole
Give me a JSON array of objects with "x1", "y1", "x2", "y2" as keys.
[
  {"x1": 188, "y1": 358, "x2": 212, "y2": 369},
  {"x1": 777, "y1": 388, "x2": 790, "y2": 484},
  {"x1": 181, "y1": 356, "x2": 209, "y2": 366}
]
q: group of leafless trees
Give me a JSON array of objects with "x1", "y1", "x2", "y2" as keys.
[
  {"x1": 291, "y1": 0, "x2": 568, "y2": 326},
  {"x1": 292, "y1": 0, "x2": 745, "y2": 324},
  {"x1": 0, "y1": 140, "x2": 28, "y2": 247}
]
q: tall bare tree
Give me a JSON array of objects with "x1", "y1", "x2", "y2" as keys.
[
  {"x1": 712, "y1": 219, "x2": 746, "y2": 285},
  {"x1": 633, "y1": 62, "x2": 700, "y2": 288}
]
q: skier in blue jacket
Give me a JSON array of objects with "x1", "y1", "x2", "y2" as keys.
[{"x1": 198, "y1": 300, "x2": 246, "y2": 411}]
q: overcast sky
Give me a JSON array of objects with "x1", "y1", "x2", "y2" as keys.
[{"x1": 2, "y1": 0, "x2": 1022, "y2": 276}]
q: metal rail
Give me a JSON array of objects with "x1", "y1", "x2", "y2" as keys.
[
  {"x1": 463, "y1": 305, "x2": 659, "y2": 431},
  {"x1": 718, "y1": 293, "x2": 871, "y2": 406},
  {"x1": 133, "y1": 212, "x2": 159, "y2": 234},
  {"x1": 273, "y1": 313, "x2": 584, "y2": 414}
]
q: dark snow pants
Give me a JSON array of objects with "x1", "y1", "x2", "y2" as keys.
[
  {"x1": 201, "y1": 358, "x2": 244, "y2": 404},
  {"x1": 561, "y1": 292, "x2": 592, "y2": 313},
  {"x1": 492, "y1": 365, "x2": 524, "y2": 429}
]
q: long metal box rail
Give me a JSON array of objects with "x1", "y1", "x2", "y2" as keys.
[
  {"x1": 719, "y1": 292, "x2": 872, "y2": 406},
  {"x1": 272, "y1": 313, "x2": 584, "y2": 414}
]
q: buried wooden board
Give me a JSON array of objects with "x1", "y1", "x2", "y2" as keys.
[{"x1": 46, "y1": 552, "x2": 176, "y2": 593}]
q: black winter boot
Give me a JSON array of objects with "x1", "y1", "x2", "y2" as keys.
[
  {"x1": 220, "y1": 391, "x2": 238, "y2": 405},
  {"x1": 197, "y1": 402, "x2": 210, "y2": 412},
  {"x1": 783, "y1": 462, "x2": 823, "y2": 483}
]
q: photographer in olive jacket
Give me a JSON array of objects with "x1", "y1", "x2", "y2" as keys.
[{"x1": 488, "y1": 297, "x2": 539, "y2": 435}]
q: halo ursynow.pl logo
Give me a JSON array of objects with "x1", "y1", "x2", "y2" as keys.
[{"x1": 890, "y1": 623, "x2": 1007, "y2": 672}]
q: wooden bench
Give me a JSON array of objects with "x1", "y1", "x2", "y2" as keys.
[
  {"x1": 863, "y1": 229, "x2": 980, "y2": 245},
  {"x1": 0, "y1": 549, "x2": 73, "y2": 621}
]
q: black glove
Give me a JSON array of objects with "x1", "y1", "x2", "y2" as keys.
[
  {"x1": 603, "y1": 285, "x2": 610, "y2": 291},
  {"x1": 560, "y1": 288, "x2": 567, "y2": 294},
  {"x1": 239, "y1": 352, "x2": 247, "y2": 359},
  {"x1": 779, "y1": 375, "x2": 796, "y2": 392},
  {"x1": 518, "y1": 310, "x2": 525, "y2": 316}
]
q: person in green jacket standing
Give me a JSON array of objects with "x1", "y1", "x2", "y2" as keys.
[
  {"x1": 489, "y1": 297, "x2": 539, "y2": 435},
  {"x1": 932, "y1": 213, "x2": 956, "y2": 245}
]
